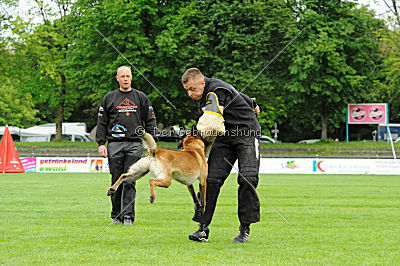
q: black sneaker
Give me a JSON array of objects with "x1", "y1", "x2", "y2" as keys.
[
  {"x1": 188, "y1": 224, "x2": 209, "y2": 242},
  {"x1": 233, "y1": 224, "x2": 250, "y2": 243},
  {"x1": 123, "y1": 216, "x2": 133, "y2": 226}
]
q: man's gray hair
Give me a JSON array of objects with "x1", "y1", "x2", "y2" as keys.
[{"x1": 181, "y1": 68, "x2": 204, "y2": 84}]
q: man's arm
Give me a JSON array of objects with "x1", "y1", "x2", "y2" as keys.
[
  {"x1": 239, "y1": 92, "x2": 253, "y2": 108},
  {"x1": 239, "y1": 92, "x2": 260, "y2": 116},
  {"x1": 96, "y1": 96, "x2": 109, "y2": 157},
  {"x1": 213, "y1": 88, "x2": 232, "y2": 108}
]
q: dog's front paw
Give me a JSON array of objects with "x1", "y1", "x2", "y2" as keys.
[
  {"x1": 149, "y1": 195, "x2": 156, "y2": 204},
  {"x1": 107, "y1": 188, "x2": 116, "y2": 196}
]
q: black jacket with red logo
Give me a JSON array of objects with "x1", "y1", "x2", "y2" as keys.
[{"x1": 96, "y1": 88, "x2": 156, "y2": 146}]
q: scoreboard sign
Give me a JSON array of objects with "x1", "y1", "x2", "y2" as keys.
[{"x1": 347, "y1": 103, "x2": 388, "y2": 124}]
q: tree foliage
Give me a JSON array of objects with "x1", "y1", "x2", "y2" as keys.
[
  {"x1": 283, "y1": 0, "x2": 385, "y2": 140},
  {"x1": 0, "y1": 48, "x2": 39, "y2": 127},
  {"x1": 372, "y1": 0, "x2": 400, "y2": 121},
  {"x1": 8, "y1": 0, "x2": 78, "y2": 140},
  {"x1": 68, "y1": 0, "x2": 295, "y2": 133}
]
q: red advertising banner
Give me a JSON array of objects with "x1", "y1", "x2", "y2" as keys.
[{"x1": 348, "y1": 103, "x2": 388, "y2": 124}]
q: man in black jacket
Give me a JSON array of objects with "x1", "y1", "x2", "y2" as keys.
[
  {"x1": 96, "y1": 66, "x2": 156, "y2": 226},
  {"x1": 181, "y1": 68, "x2": 261, "y2": 243}
]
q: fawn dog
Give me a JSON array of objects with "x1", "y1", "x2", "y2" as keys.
[{"x1": 107, "y1": 128, "x2": 207, "y2": 214}]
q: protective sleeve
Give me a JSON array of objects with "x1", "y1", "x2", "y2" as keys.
[{"x1": 197, "y1": 92, "x2": 225, "y2": 142}]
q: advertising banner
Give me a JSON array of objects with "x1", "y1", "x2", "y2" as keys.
[
  {"x1": 348, "y1": 103, "x2": 388, "y2": 124},
  {"x1": 256, "y1": 158, "x2": 400, "y2": 175},
  {"x1": 89, "y1": 158, "x2": 109, "y2": 173},
  {"x1": 260, "y1": 158, "x2": 312, "y2": 174},
  {"x1": 372, "y1": 159, "x2": 400, "y2": 175},
  {"x1": 311, "y1": 159, "x2": 371, "y2": 174},
  {"x1": 36, "y1": 157, "x2": 109, "y2": 173},
  {"x1": 21, "y1": 157, "x2": 37, "y2": 172},
  {"x1": 15, "y1": 156, "x2": 400, "y2": 175}
]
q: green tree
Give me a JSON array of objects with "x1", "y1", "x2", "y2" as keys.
[
  {"x1": 0, "y1": 48, "x2": 39, "y2": 127},
  {"x1": 372, "y1": 1, "x2": 400, "y2": 121},
  {"x1": 0, "y1": 85, "x2": 38, "y2": 127},
  {"x1": 284, "y1": 0, "x2": 385, "y2": 140},
  {"x1": 67, "y1": 0, "x2": 164, "y2": 129},
  {"x1": 148, "y1": 0, "x2": 295, "y2": 132},
  {"x1": 11, "y1": 0, "x2": 77, "y2": 139},
  {"x1": 0, "y1": 1, "x2": 39, "y2": 127},
  {"x1": 67, "y1": 0, "x2": 296, "y2": 133}
]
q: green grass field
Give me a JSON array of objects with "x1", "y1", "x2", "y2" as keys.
[{"x1": 1, "y1": 173, "x2": 399, "y2": 264}]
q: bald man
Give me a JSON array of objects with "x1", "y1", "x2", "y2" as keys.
[{"x1": 96, "y1": 66, "x2": 157, "y2": 225}]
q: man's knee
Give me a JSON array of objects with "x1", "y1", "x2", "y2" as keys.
[
  {"x1": 123, "y1": 180, "x2": 136, "y2": 189},
  {"x1": 206, "y1": 177, "x2": 224, "y2": 185},
  {"x1": 237, "y1": 172, "x2": 259, "y2": 186},
  {"x1": 207, "y1": 169, "x2": 229, "y2": 185}
]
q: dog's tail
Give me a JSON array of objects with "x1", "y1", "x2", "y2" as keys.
[{"x1": 142, "y1": 132, "x2": 157, "y2": 156}]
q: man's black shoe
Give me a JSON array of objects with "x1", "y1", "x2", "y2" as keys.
[
  {"x1": 188, "y1": 224, "x2": 209, "y2": 242},
  {"x1": 233, "y1": 224, "x2": 250, "y2": 243}
]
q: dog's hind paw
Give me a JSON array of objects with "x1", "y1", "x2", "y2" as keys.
[
  {"x1": 107, "y1": 188, "x2": 116, "y2": 196},
  {"x1": 149, "y1": 195, "x2": 155, "y2": 204}
]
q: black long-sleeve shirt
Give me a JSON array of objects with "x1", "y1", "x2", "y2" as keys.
[{"x1": 96, "y1": 88, "x2": 157, "y2": 146}]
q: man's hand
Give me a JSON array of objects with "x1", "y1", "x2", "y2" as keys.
[
  {"x1": 253, "y1": 105, "x2": 260, "y2": 116},
  {"x1": 98, "y1": 145, "x2": 108, "y2": 158}
]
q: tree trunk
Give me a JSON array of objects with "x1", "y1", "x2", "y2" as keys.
[
  {"x1": 321, "y1": 114, "x2": 328, "y2": 140},
  {"x1": 55, "y1": 74, "x2": 66, "y2": 141},
  {"x1": 55, "y1": 102, "x2": 64, "y2": 141}
]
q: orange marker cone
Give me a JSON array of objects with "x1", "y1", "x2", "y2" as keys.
[{"x1": 0, "y1": 126, "x2": 25, "y2": 173}]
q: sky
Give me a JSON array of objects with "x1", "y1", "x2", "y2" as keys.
[
  {"x1": 358, "y1": 0, "x2": 392, "y2": 17},
  {"x1": 13, "y1": 0, "x2": 393, "y2": 21},
  {"x1": 3, "y1": 0, "x2": 394, "y2": 32}
]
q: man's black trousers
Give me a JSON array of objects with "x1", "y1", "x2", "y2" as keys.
[
  {"x1": 107, "y1": 141, "x2": 143, "y2": 220},
  {"x1": 194, "y1": 136, "x2": 261, "y2": 225}
]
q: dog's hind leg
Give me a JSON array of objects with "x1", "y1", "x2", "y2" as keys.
[
  {"x1": 198, "y1": 167, "x2": 208, "y2": 214},
  {"x1": 189, "y1": 184, "x2": 204, "y2": 221},
  {"x1": 107, "y1": 157, "x2": 150, "y2": 196},
  {"x1": 149, "y1": 172, "x2": 172, "y2": 204},
  {"x1": 188, "y1": 184, "x2": 201, "y2": 208}
]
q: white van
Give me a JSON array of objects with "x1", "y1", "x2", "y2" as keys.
[
  {"x1": 19, "y1": 132, "x2": 92, "y2": 142},
  {"x1": 21, "y1": 123, "x2": 92, "y2": 142},
  {"x1": 0, "y1": 126, "x2": 22, "y2": 142},
  {"x1": 1, "y1": 123, "x2": 93, "y2": 142}
]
